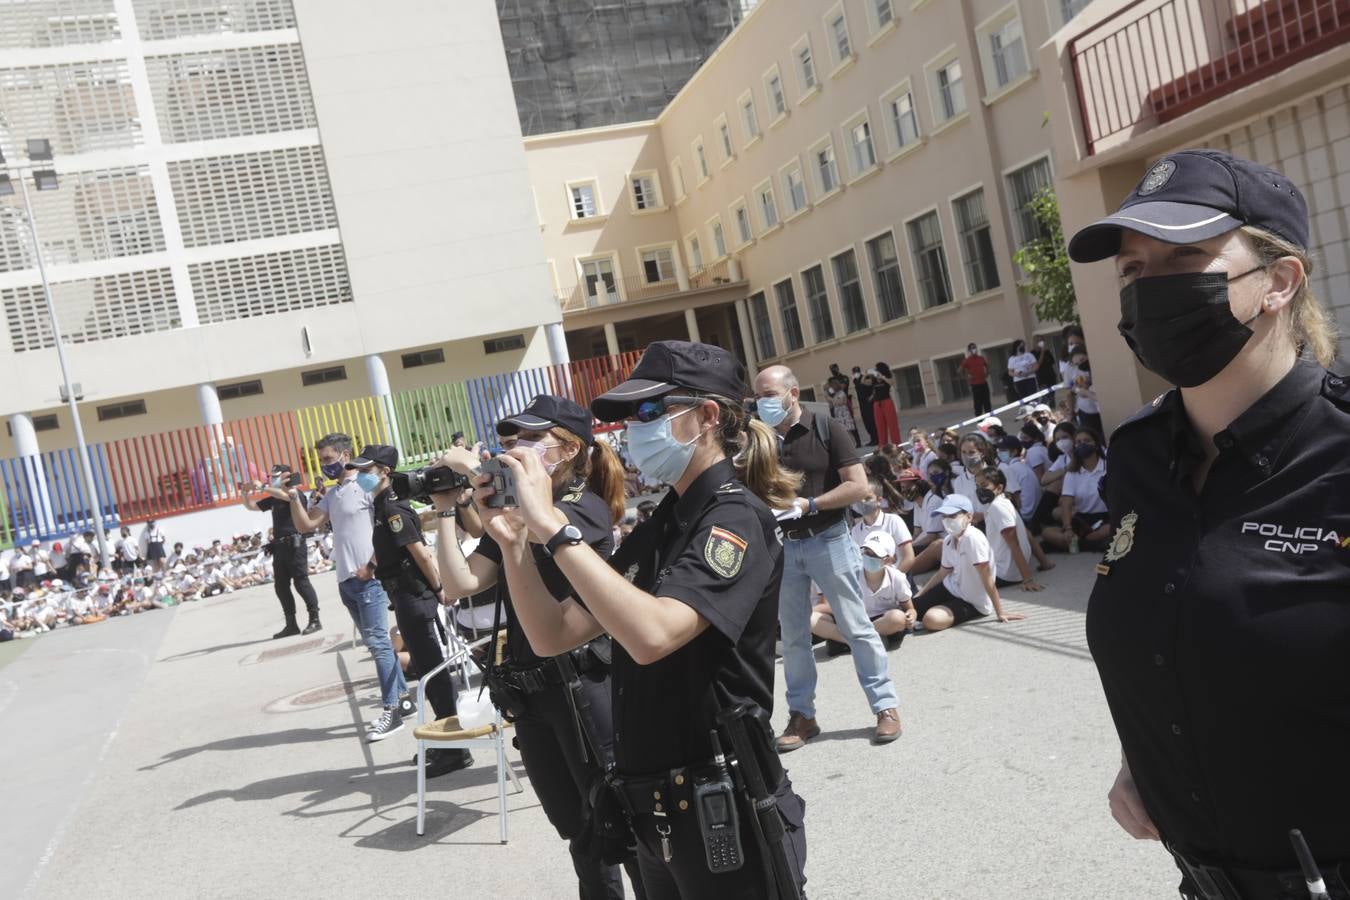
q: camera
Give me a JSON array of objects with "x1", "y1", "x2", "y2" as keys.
[
  {"x1": 479, "y1": 456, "x2": 518, "y2": 509},
  {"x1": 392, "y1": 466, "x2": 470, "y2": 504}
]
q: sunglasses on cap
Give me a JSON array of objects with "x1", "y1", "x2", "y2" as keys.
[{"x1": 631, "y1": 394, "x2": 703, "y2": 424}]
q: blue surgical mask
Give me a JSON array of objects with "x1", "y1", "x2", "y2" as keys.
[
  {"x1": 861, "y1": 555, "x2": 885, "y2": 573},
  {"x1": 320, "y1": 461, "x2": 345, "y2": 480},
  {"x1": 756, "y1": 394, "x2": 790, "y2": 427},
  {"x1": 997, "y1": 450, "x2": 1012, "y2": 464},
  {"x1": 355, "y1": 471, "x2": 381, "y2": 493},
  {"x1": 625, "y1": 407, "x2": 700, "y2": 485}
]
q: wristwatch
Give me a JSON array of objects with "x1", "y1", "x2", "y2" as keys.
[
  {"x1": 437, "y1": 510, "x2": 456, "y2": 519},
  {"x1": 543, "y1": 523, "x2": 584, "y2": 557},
  {"x1": 455, "y1": 497, "x2": 474, "y2": 509}
]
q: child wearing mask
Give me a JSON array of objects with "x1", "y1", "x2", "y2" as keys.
[
  {"x1": 911, "y1": 495, "x2": 1027, "y2": 631},
  {"x1": 996, "y1": 435, "x2": 1042, "y2": 525},
  {"x1": 812, "y1": 530, "x2": 914, "y2": 648},
  {"x1": 850, "y1": 477, "x2": 915, "y2": 573},
  {"x1": 1067, "y1": 346, "x2": 1104, "y2": 435},
  {"x1": 1019, "y1": 422, "x2": 1051, "y2": 478},
  {"x1": 976, "y1": 469, "x2": 1044, "y2": 591},
  {"x1": 952, "y1": 432, "x2": 996, "y2": 523},
  {"x1": 1040, "y1": 427, "x2": 1111, "y2": 553}
]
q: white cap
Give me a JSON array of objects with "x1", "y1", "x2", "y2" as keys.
[
  {"x1": 1032, "y1": 403, "x2": 1052, "y2": 414},
  {"x1": 860, "y1": 530, "x2": 897, "y2": 559},
  {"x1": 979, "y1": 416, "x2": 1003, "y2": 430}
]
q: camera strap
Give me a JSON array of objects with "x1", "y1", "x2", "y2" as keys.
[{"x1": 480, "y1": 581, "x2": 504, "y2": 703}]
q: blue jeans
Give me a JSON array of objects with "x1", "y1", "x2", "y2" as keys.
[
  {"x1": 778, "y1": 520, "x2": 897, "y2": 718},
  {"x1": 338, "y1": 576, "x2": 406, "y2": 709}
]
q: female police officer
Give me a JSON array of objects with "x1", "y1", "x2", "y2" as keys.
[
  {"x1": 433, "y1": 395, "x2": 644, "y2": 900},
  {"x1": 1069, "y1": 149, "x2": 1349, "y2": 899},
  {"x1": 476, "y1": 341, "x2": 807, "y2": 899}
]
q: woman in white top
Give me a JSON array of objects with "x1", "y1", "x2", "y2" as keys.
[
  {"x1": 1007, "y1": 339, "x2": 1040, "y2": 400},
  {"x1": 1019, "y1": 421, "x2": 1051, "y2": 478},
  {"x1": 908, "y1": 458, "x2": 958, "y2": 575},
  {"x1": 910, "y1": 494, "x2": 1026, "y2": 632},
  {"x1": 849, "y1": 477, "x2": 915, "y2": 572},
  {"x1": 1040, "y1": 426, "x2": 1112, "y2": 552},
  {"x1": 952, "y1": 432, "x2": 996, "y2": 524},
  {"x1": 976, "y1": 468, "x2": 1045, "y2": 591}
]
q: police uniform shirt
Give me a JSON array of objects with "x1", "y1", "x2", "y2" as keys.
[
  {"x1": 370, "y1": 487, "x2": 423, "y2": 581},
  {"x1": 256, "y1": 493, "x2": 306, "y2": 540},
  {"x1": 474, "y1": 477, "x2": 614, "y2": 667},
  {"x1": 606, "y1": 458, "x2": 783, "y2": 774},
  {"x1": 1086, "y1": 360, "x2": 1350, "y2": 866}
]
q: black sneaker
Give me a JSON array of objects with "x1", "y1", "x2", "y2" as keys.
[
  {"x1": 415, "y1": 749, "x2": 474, "y2": 779},
  {"x1": 825, "y1": 639, "x2": 851, "y2": 657},
  {"x1": 366, "y1": 708, "x2": 404, "y2": 743},
  {"x1": 273, "y1": 621, "x2": 300, "y2": 639},
  {"x1": 398, "y1": 695, "x2": 417, "y2": 719},
  {"x1": 301, "y1": 618, "x2": 322, "y2": 635}
]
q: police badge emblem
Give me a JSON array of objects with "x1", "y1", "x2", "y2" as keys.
[
  {"x1": 1096, "y1": 511, "x2": 1137, "y2": 575},
  {"x1": 704, "y1": 527, "x2": 747, "y2": 578},
  {"x1": 389, "y1": 513, "x2": 403, "y2": 534},
  {"x1": 1137, "y1": 159, "x2": 1176, "y2": 196}
]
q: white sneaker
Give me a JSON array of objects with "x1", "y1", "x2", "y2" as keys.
[{"x1": 366, "y1": 708, "x2": 404, "y2": 742}]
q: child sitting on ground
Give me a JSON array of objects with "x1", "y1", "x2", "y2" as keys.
[{"x1": 811, "y1": 530, "x2": 915, "y2": 652}]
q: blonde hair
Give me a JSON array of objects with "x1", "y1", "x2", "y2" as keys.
[
  {"x1": 702, "y1": 394, "x2": 803, "y2": 509},
  {"x1": 1242, "y1": 225, "x2": 1339, "y2": 366},
  {"x1": 547, "y1": 426, "x2": 626, "y2": 526}
]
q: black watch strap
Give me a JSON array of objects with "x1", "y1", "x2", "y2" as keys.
[{"x1": 544, "y1": 523, "x2": 584, "y2": 557}]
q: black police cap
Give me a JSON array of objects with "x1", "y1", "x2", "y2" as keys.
[
  {"x1": 345, "y1": 444, "x2": 399, "y2": 469},
  {"x1": 1068, "y1": 149, "x2": 1309, "y2": 263},
  {"x1": 592, "y1": 340, "x2": 748, "y2": 422},
  {"x1": 497, "y1": 395, "x2": 595, "y2": 446}
]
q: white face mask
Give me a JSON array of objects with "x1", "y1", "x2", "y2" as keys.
[
  {"x1": 1056, "y1": 437, "x2": 1073, "y2": 455},
  {"x1": 943, "y1": 515, "x2": 968, "y2": 538}
]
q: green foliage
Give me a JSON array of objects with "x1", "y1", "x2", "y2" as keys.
[{"x1": 1013, "y1": 188, "x2": 1080, "y2": 325}]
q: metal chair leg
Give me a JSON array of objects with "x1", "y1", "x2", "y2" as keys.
[{"x1": 416, "y1": 739, "x2": 426, "y2": 835}]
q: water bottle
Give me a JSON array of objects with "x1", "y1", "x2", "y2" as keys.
[{"x1": 1069, "y1": 534, "x2": 1080, "y2": 555}]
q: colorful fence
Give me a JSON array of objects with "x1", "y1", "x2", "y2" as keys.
[{"x1": 0, "y1": 349, "x2": 647, "y2": 548}]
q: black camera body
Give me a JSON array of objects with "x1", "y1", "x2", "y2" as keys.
[
  {"x1": 392, "y1": 466, "x2": 470, "y2": 504},
  {"x1": 479, "y1": 457, "x2": 518, "y2": 509}
]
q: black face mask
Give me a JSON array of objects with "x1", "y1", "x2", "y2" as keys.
[
  {"x1": 975, "y1": 488, "x2": 996, "y2": 505},
  {"x1": 1117, "y1": 267, "x2": 1265, "y2": 388}
]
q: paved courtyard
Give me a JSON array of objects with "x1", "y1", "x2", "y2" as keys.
[{"x1": 3, "y1": 553, "x2": 1178, "y2": 899}]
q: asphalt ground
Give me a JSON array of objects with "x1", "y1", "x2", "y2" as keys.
[{"x1": 3, "y1": 553, "x2": 1178, "y2": 899}]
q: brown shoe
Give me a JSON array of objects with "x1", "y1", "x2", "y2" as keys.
[
  {"x1": 775, "y1": 711, "x2": 821, "y2": 753},
  {"x1": 873, "y1": 708, "x2": 902, "y2": 744}
]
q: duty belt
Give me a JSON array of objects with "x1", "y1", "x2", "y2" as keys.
[
  {"x1": 498, "y1": 643, "x2": 605, "y2": 696},
  {"x1": 1171, "y1": 848, "x2": 1350, "y2": 900},
  {"x1": 609, "y1": 761, "x2": 722, "y2": 818}
]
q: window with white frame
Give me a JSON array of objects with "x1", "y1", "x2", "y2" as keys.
[
  {"x1": 872, "y1": 0, "x2": 895, "y2": 31},
  {"x1": 801, "y1": 264, "x2": 836, "y2": 342},
  {"x1": 639, "y1": 246, "x2": 676, "y2": 284},
  {"x1": 952, "y1": 188, "x2": 1000, "y2": 294},
  {"x1": 844, "y1": 114, "x2": 877, "y2": 178},
  {"x1": 757, "y1": 181, "x2": 779, "y2": 229},
  {"x1": 740, "y1": 93, "x2": 760, "y2": 141},
  {"x1": 694, "y1": 138, "x2": 710, "y2": 180},
  {"x1": 710, "y1": 219, "x2": 727, "y2": 257},
  {"x1": 832, "y1": 249, "x2": 869, "y2": 333},
  {"x1": 775, "y1": 278, "x2": 805, "y2": 351},
  {"x1": 688, "y1": 233, "x2": 704, "y2": 269},
  {"x1": 783, "y1": 164, "x2": 808, "y2": 213},
  {"x1": 717, "y1": 117, "x2": 734, "y2": 162},
  {"x1": 981, "y1": 7, "x2": 1030, "y2": 93},
  {"x1": 671, "y1": 158, "x2": 687, "y2": 200},
  {"x1": 810, "y1": 137, "x2": 840, "y2": 195},
  {"x1": 630, "y1": 171, "x2": 662, "y2": 211},
  {"x1": 794, "y1": 37, "x2": 818, "y2": 93},
  {"x1": 825, "y1": 6, "x2": 852, "y2": 66},
  {"x1": 865, "y1": 231, "x2": 908, "y2": 321},
  {"x1": 906, "y1": 211, "x2": 954, "y2": 308},
  {"x1": 568, "y1": 181, "x2": 599, "y2": 219},
  {"x1": 580, "y1": 257, "x2": 618, "y2": 306},
  {"x1": 765, "y1": 67, "x2": 788, "y2": 118},
  {"x1": 930, "y1": 54, "x2": 967, "y2": 121},
  {"x1": 748, "y1": 291, "x2": 776, "y2": 360},
  {"x1": 732, "y1": 201, "x2": 753, "y2": 245},
  {"x1": 882, "y1": 82, "x2": 921, "y2": 153},
  {"x1": 1052, "y1": 0, "x2": 1091, "y2": 30},
  {"x1": 1006, "y1": 156, "x2": 1054, "y2": 245}
]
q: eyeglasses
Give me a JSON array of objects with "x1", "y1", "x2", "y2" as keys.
[{"x1": 631, "y1": 394, "x2": 701, "y2": 424}]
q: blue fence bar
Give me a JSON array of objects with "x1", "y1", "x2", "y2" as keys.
[{"x1": 0, "y1": 445, "x2": 119, "y2": 546}]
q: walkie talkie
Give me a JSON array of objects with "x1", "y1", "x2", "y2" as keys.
[{"x1": 695, "y1": 730, "x2": 744, "y2": 873}]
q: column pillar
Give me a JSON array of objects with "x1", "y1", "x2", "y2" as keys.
[
  {"x1": 603, "y1": 322, "x2": 620, "y2": 357},
  {"x1": 365, "y1": 353, "x2": 403, "y2": 456},
  {"x1": 10, "y1": 413, "x2": 56, "y2": 538},
  {"x1": 684, "y1": 308, "x2": 701, "y2": 343},
  {"x1": 728, "y1": 255, "x2": 743, "y2": 282},
  {"x1": 544, "y1": 322, "x2": 571, "y2": 366},
  {"x1": 197, "y1": 382, "x2": 223, "y2": 427},
  {"x1": 674, "y1": 250, "x2": 691, "y2": 291},
  {"x1": 735, "y1": 298, "x2": 757, "y2": 371}
]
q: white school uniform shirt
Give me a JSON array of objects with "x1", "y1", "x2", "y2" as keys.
[
  {"x1": 952, "y1": 469, "x2": 989, "y2": 516},
  {"x1": 916, "y1": 449, "x2": 938, "y2": 475},
  {"x1": 1024, "y1": 442, "x2": 1050, "y2": 473},
  {"x1": 984, "y1": 495, "x2": 1032, "y2": 583},
  {"x1": 1062, "y1": 457, "x2": 1108, "y2": 516},
  {"x1": 32, "y1": 551, "x2": 50, "y2": 577},
  {"x1": 1008, "y1": 352, "x2": 1038, "y2": 380},
  {"x1": 862, "y1": 565, "x2": 913, "y2": 618},
  {"x1": 850, "y1": 511, "x2": 913, "y2": 551},
  {"x1": 1001, "y1": 459, "x2": 1041, "y2": 519},
  {"x1": 920, "y1": 492, "x2": 947, "y2": 535},
  {"x1": 940, "y1": 526, "x2": 995, "y2": 616}
]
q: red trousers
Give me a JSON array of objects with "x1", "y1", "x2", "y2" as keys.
[{"x1": 872, "y1": 398, "x2": 900, "y2": 447}]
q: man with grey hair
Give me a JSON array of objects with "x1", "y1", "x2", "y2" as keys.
[
  {"x1": 287, "y1": 433, "x2": 410, "y2": 743},
  {"x1": 754, "y1": 364, "x2": 902, "y2": 749}
]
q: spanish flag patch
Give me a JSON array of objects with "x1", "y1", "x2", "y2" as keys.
[{"x1": 704, "y1": 526, "x2": 747, "y2": 579}]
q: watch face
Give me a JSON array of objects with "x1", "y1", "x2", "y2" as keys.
[{"x1": 564, "y1": 525, "x2": 583, "y2": 541}]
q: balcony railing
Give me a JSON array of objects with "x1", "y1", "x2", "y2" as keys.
[
  {"x1": 1071, "y1": 0, "x2": 1350, "y2": 155},
  {"x1": 557, "y1": 257, "x2": 742, "y2": 313}
]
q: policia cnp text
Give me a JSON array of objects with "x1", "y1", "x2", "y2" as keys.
[
  {"x1": 435, "y1": 395, "x2": 646, "y2": 899},
  {"x1": 476, "y1": 341, "x2": 808, "y2": 899}
]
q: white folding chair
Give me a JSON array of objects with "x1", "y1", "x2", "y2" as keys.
[{"x1": 414, "y1": 624, "x2": 522, "y2": 840}]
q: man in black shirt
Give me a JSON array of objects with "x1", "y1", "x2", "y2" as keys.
[
  {"x1": 755, "y1": 364, "x2": 901, "y2": 750},
  {"x1": 245, "y1": 463, "x2": 321, "y2": 638}
]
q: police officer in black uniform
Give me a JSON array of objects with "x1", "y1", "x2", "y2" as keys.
[
  {"x1": 1069, "y1": 150, "x2": 1350, "y2": 899},
  {"x1": 350, "y1": 444, "x2": 470, "y2": 779},
  {"x1": 436, "y1": 396, "x2": 645, "y2": 899},
  {"x1": 245, "y1": 463, "x2": 321, "y2": 639},
  {"x1": 477, "y1": 341, "x2": 807, "y2": 899}
]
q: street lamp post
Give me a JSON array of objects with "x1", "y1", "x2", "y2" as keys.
[{"x1": 1, "y1": 140, "x2": 112, "y2": 568}]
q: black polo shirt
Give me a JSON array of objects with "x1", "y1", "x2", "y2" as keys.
[
  {"x1": 475, "y1": 478, "x2": 614, "y2": 667},
  {"x1": 257, "y1": 493, "x2": 306, "y2": 540},
  {"x1": 1086, "y1": 359, "x2": 1350, "y2": 867},
  {"x1": 371, "y1": 487, "x2": 424, "y2": 582},
  {"x1": 778, "y1": 407, "x2": 860, "y2": 532},
  {"x1": 606, "y1": 458, "x2": 783, "y2": 774}
]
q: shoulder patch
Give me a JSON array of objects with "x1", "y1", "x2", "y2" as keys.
[
  {"x1": 704, "y1": 526, "x2": 747, "y2": 578},
  {"x1": 388, "y1": 513, "x2": 403, "y2": 533},
  {"x1": 560, "y1": 489, "x2": 584, "y2": 504},
  {"x1": 1110, "y1": 390, "x2": 1174, "y2": 442},
  {"x1": 716, "y1": 482, "x2": 743, "y2": 494},
  {"x1": 1323, "y1": 372, "x2": 1348, "y2": 406}
]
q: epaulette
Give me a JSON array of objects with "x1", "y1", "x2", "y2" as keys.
[
  {"x1": 715, "y1": 482, "x2": 743, "y2": 495},
  {"x1": 1109, "y1": 389, "x2": 1174, "y2": 443},
  {"x1": 1322, "y1": 371, "x2": 1349, "y2": 407},
  {"x1": 559, "y1": 489, "x2": 584, "y2": 504}
]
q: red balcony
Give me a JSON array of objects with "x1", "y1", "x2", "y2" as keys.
[{"x1": 1071, "y1": 0, "x2": 1350, "y2": 155}]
